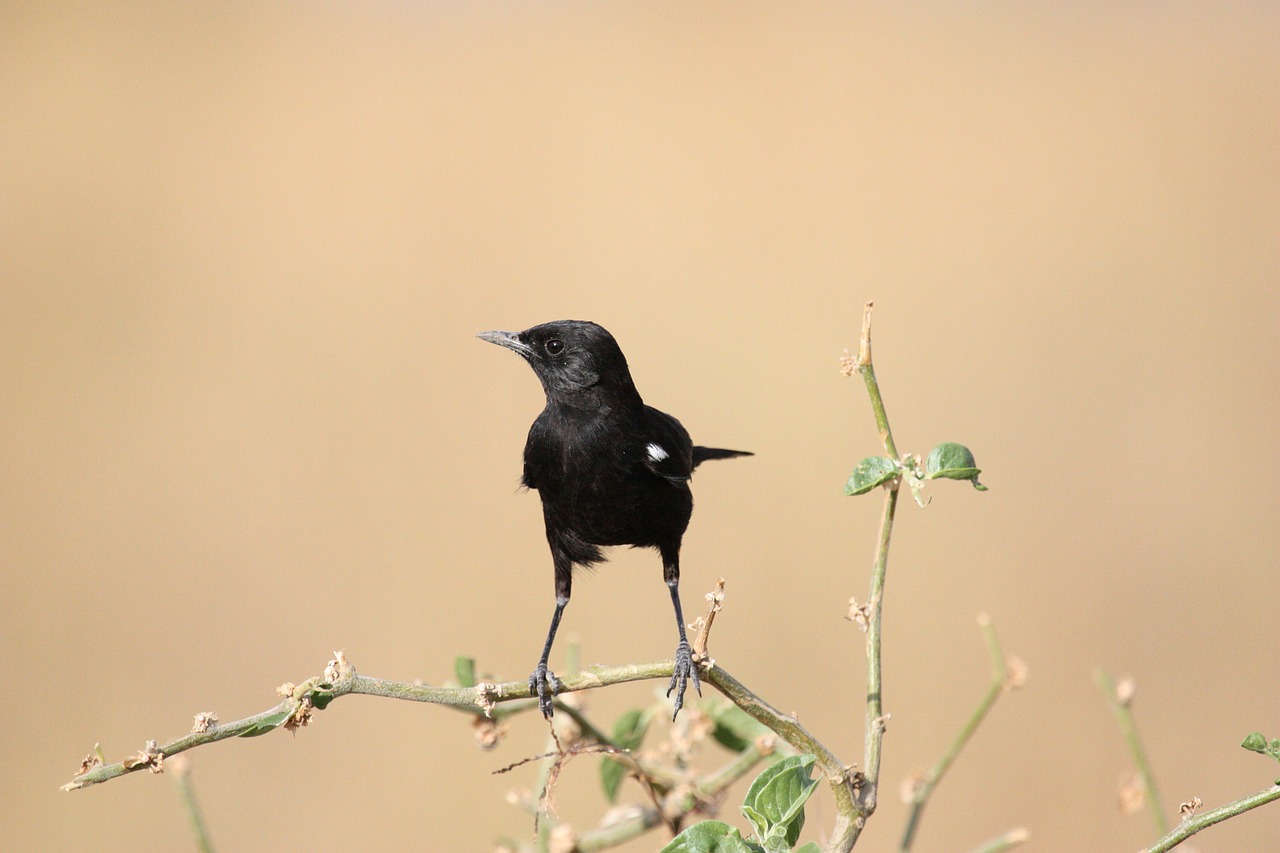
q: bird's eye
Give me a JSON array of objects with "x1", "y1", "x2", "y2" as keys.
[{"x1": 544, "y1": 339, "x2": 565, "y2": 355}]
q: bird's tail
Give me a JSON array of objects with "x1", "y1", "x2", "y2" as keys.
[{"x1": 691, "y1": 446, "x2": 753, "y2": 469}]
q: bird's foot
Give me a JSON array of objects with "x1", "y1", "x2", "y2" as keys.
[
  {"x1": 528, "y1": 663, "x2": 561, "y2": 719},
  {"x1": 666, "y1": 639, "x2": 702, "y2": 720}
]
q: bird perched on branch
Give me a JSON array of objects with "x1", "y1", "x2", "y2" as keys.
[{"x1": 477, "y1": 320, "x2": 751, "y2": 719}]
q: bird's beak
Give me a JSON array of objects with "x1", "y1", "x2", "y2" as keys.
[{"x1": 477, "y1": 330, "x2": 535, "y2": 358}]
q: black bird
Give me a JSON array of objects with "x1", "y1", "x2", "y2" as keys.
[{"x1": 477, "y1": 320, "x2": 751, "y2": 719}]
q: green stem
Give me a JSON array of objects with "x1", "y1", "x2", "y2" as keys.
[
  {"x1": 62, "y1": 656, "x2": 855, "y2": 837},
  {"x1": 576, "y1": 807, "x2": 663, "y2": 851},
  {"x1": 858, "y1": 485, "x2": 897, "y2": 822},
  {"x1": 848, "y1": 302, "x2": 900, "y2": 845},
  {"x1": 696, "y1": 743, "x2": 768, "y2": 795},
  {"x1": 901, "y1": 615, "x2": 1010, "y2": 851},
  {"x1": 1143, "y1": 786, "x2": 1280, "y2": 852},
  {"x1": 172, "y1": 762, "x2": 215, "y2": 853},
  {"x1": 857, "y1": 307, "x2": 899, "y2": 461},
  {"x1": 1096, "y1": 670, "x2": 1168, "y2": 836}
]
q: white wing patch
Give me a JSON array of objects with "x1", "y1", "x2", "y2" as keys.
[{"x1": 646, "y1": 442, "x2": 669, "y2": 462}]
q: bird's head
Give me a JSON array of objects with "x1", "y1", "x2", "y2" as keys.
[{"x1": 477, "y1": 320, "x2": 639, "y2": 405}]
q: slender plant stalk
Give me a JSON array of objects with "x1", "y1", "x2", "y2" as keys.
[
  {"x1": 1096, "y1": 670, "x2": 1168, "y2": 836},
  {"x1": 1143, "y1": 786, "x2": 1280, "y2": 852},
  {"x1": 62, "y1": 658, "x2": 855, "y2": 819},
  {"x1": 848, "y1": 300, "x2": 900, "y2": 843},
  {"x1": 856, "y1": 302, "x2": 900, "y2": 460},
  {"x1": 576, "y1": 807, "x2": 663, "y2": 851},
  {"x1": 900, "y1": 615, "x2": 1013, "y2": 851},
  {"x1": 171, "y1": 759, "x2": 215, "y2": 853}
]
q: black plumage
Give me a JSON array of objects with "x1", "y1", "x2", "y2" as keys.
[{"x1": 477, "y1": 320, "x2": 750, "y2": 719}]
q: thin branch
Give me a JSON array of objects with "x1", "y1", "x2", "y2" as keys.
[
  {"x1": 170, "y1": 758, "x2": 215, "y2": 853},
  {"x1": 901, "y1": 614, "x2": 1022, "y2": 851},
  {"x1": 1096, "y1": 670, "x2": 1168, "y2": 836},
  {"x1": 1143, "y1": 785, "x2": 1280, "y2": 852},
  {"x1": 699, "y1": 663, "x2": 859, "y2": 843},
  {"x1": 696, "y1": 741, "x2": 771, "y2": 797},
  {"x1": 62, "y1": 654, "x2": 856, "y2": 831},
  {"x1": 576, "y1": 806, "x2": 663, "y2": 851},
  {"x1": 847, "y1": 300, "x2": 900, "y2": 846},
  {"x1": 62, "y1": 658, "x2": 672, "y2": 791},
  {"x1": 856, "y1": 301, "x2": 899, "y2": 459}
]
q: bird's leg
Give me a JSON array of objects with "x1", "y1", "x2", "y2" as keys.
[
  {"x1": 530, "y1": 597, "x2": 567, "y2": 719},
  {"x1": 662, "y1": 549, "x2": 701, "y2": 720},
  {"x1": 530, "y1": 552, "x2": 572, "y2": 719}
]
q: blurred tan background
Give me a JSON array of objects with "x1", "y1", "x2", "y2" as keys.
[{"x1": 3, "y1": 3, "x2": 1277, "y2": 851}]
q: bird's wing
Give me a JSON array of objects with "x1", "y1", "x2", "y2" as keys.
[{"x1": 639, "y1": 406, "x2": 695, "y2": 486}]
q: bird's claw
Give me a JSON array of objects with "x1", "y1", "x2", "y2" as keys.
[
  {"x1": 529, "y1": 664, "x2": 560, "y2": 719},
  {"x1": 666, "y1": 640, "x2": 702, "y2": 720}
]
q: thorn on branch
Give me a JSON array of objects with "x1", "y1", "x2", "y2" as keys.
[
  {"x1": 1003, "y1": 656, "x2": 1029, "y2": 691},
  {"x1": 1118, "y1": 771, "x2": 1146, "y2": 814},
  {"x1": 1179, "y1": 796, "x2": 1202, "y2": 819},
  {"x1": 839, "y1": 348, "x2": 857, "y2": 377},
  {"x1": 191, "y1": 712, "x2": 218, "y2": 734},
  {"x1": 846, "y1": 596, "x2": 870, "y2": 632},
  {"x1": 475, "y1": 681, "x2": 498, "y2": 717},
  {"x1": 324, "y1": 649, "x2": 352, "y2": 683},
  {"x1": 76, "y1": 744, "x2": 104, "y2": 777},
  {"x1": 122, "y1": 740, "x2": 165, "y2": 774}
]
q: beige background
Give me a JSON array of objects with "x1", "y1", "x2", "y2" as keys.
[{"x1": 4, "y1": 4, "x2": 1278, "y2": 851}]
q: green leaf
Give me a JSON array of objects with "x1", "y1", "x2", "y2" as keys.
[
  {"x1": 1241, "y1": 732, "x2": 1280, "y2": 762},
  {"x1": 845, "y1": 456, "x2": 898, "y2": 496},
  {"x1": 454, "y1": 656, "x2": 477, "y2": 688},
  {"x1": 924, "y1": 442, "x2": 987, "y2": 491},
  {"x1": 238, "y1": 710, "x2": 292, "y2": 738},
  {"x1": 793, "y1": 844, "x2": 822, "y2": 853},
  {"x1": 707, "y1": 701, "x2": 771, "y2": 753},
  {"x1": 660, "y1": 820, "x2": 760, "y2": 853},
  {"x1": 1242, "y1": 732, "x2": 1268, "y2": 753},
  {"x1": 601, "y1": 708, "x2": 654, "y2": 803},
  {"x1": 740, "y1": 754, "x2": 819, "y2": 847}
]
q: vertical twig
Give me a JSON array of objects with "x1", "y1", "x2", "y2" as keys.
[
  {"x1": 852, "y1": 301, "x2": 900, "y2": 834},
  {"x1": 900, "y1": 614, "x2": 1020, "y2": 851},
  {"x1": 170, "y1": 758, "x2": 215, "y2": 853},
  {"x1": 1097, "y1": 670, "x2": 1169, "y2": 836}
]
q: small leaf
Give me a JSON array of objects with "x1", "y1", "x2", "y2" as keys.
[
  {"x1": 660, "y1": 820, "x2": 759, "y2": 853},
  {"x1": 1242, "y1": 732, "x2": 1268, "y2": 753},
  {"x1": 844, "y1": 456, "x2": 899, "y2": 496},
  {"x1": 454, "y1": 656, "x2": 477, "y2": 688},
  {"x1": 740, "y1": 754, "x2": 819, "y2": 846},
  {"x1": 238, "y1": 710, "x2": 292, "y2": 738},
  {"x1": 924, "y1": 443, "x2": 987, "y2": 491},
  {"x1": 601, "y1": 708, "x2": 654, "y2": 803},
  {"x1": 310, "y1": 689, "x2": 335, "y2": 711},
  {"x1": 1241, "y1": 732, "x2": 1280, "y2": 763},
  {"x1": 794, "y1": 844, "x2": 822, "y2": 853}
]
